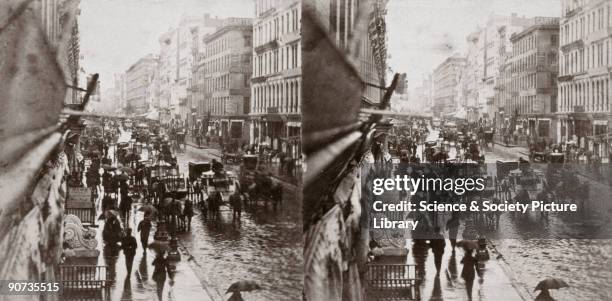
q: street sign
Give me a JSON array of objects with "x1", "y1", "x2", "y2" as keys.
[{"x1": 66, "y1": 187, "x2": 92, "y2": 209}]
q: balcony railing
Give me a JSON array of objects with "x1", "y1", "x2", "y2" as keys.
[
  {"x1": 564, "y1": 7, "x2": 582, "y2": 18},
  {"x1": 60, "y1": 265, "x2": 109, "y2": 291},
  {"x1": 365, "y1": 264, "x2": 420, "y2": 300},
  {"x1": 254, "y1": 39, "x2": 279, "y2": 54},
  {"x1": 560, "y1": 39, "x2": 584, "y2": 53}
]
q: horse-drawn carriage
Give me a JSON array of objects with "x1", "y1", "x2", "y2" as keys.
[
  {"x1": 239, "y1": 154, "x2": 283, "y2": 209},
  {"x1": 200, "y1": 170, "x2": 239, "y2": 202}
]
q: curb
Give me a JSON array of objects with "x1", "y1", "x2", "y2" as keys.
[{"x1": 485, "y1": 239, "x2": 533, "y2": 301}]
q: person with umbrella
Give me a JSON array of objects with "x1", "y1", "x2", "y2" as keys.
[
  {"x1": 534, "y1": 278, "x2": 568, "y2": 301},
  {"x1": 102, "y1": 211, "x2": 123, "y2": 246},
  {"x1": 226, "y1": 280, "x2": 261, "y2": 301},
  {"x1": 121, "y1": 228, "x2": 137, "y2": 274}
]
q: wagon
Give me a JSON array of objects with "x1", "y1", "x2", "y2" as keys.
[{"x1": 188, "y1": 161, "x2": 212, "y2": 181}]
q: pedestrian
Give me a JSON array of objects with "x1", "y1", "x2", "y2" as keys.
[
  {"x1": 461, "y1": 249, "x2": 478, "y2": 301},
  {"x1": 102, "y1": 213, "x2": 123, "y2": 246},
  {"x1": 446, "y1": 214, "x2": 460, "y2": 251},
  {"x1": 230, "y1": 190, "x2": 242, "y2": 222},
  {"x1": 152, "y1": 252, "x2": 169, "y2": 301},
  {"x1": 535, "y1": 288, "x2": 556, "y2": 301},
  {"x1": 137, "y1": 217, "x2": 152, "y2": 250},
  {"x1": 183, "y1": 198, "x2": 194, "y2": 231},
  {"x1": 121, "y1": 228, "x2": 137, "y2": 274},
  {"x1": 429, "y1": 227, "x2": 446, "y2": 276},
  {"x1": 102, "y1": 194, "x2": 117, "y2": 212},
  {"x1": 228, "y1": 292, "x2": 245, "y2": 301},
  {"x1": 119, "y1": 192, "x2": 133, "y2": 222}
]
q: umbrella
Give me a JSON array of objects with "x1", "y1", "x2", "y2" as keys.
[
  {"x1": 226, "y1": 280, "x2": 262, "y2": 294},
  {"x1": 148, "y1": 240, "x2": 170, "y2": 253},
  {"x1": 115, "y1": 174, "x2": 130, "y2": 181},
  {"x1": 119, "y1": 166, "x2": 135, "y2": 175},
  {"x1": 138, "y1": 204, "x2": 157, "y2": 215},
  {"x1": 161, "y1": 197, "x2": 174, "y2": 206},
  {"x1": 456, "y1": 240, "x2": 479, "y2": 250},
  {"x1": 102, "y1": 164, "x2": 116, "y2": 171},
  {"x1": 534, "y1": 278, "x2": 569, "y2": 291},
  {"x1": 100, "y1": 210, "x2": 120, "y2": 220},
  {"x1": 155, "y1": 161, "x2": 172, "y2": 167}
]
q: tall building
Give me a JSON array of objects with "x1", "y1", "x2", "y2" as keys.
[
  {"x1": 200, "y1": 18, "x2": 253, "y2": 145},
  {"x1": 251, "y1": 0, "x2": 302, "y2": 158},
  {"x1": 112, "y1": 73, "x2": 127, "y2": 114},
  {"x1": 558, "y1": 0, "x2": 612, "y2": 155},
  {"x1": 125, "y1": 54, "x2": 158, "y2": 115},
  {"x1": 509, "y1": 17, "x2": 560, "y2": 142},
  {"x1": 187, "y1": 15, "x2": 225, "y2": 125},
  {"x1": 459, "y1": 14, "x2": 532, "y2": 122},
  {"x1": 433, "y1": 55, "x2": 466, "y2": 117},
  {"x1": 158, "y1": 14, "x2": 224, "y2": 124}
]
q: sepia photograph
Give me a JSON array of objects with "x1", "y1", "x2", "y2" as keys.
[
  {"x1": 303, "y1": 0, "x2": 612, "y2": 300},
  {"x1": 0, "y1": 0, "x2": 301, "y2": 300},
  {"x1": 2, "y1": 0, "x2": 612, "y2": 300}
]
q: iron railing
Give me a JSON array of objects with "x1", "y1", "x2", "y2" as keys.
[
  {"x1": 365, "y1": 263, "x2": 420, "y2": 300},
  {"x1": 60, "y1": 265, "x2": 108, "y2": 291}
]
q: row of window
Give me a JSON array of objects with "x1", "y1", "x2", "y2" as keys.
[
  {"x1": 561, "y1": 3, "x2": 611, "y2": 45},
  {"x1": 254, "y1": 43, "x2": 300, "y2": 77},
  {"x1": 559, "y1": 78, "x2": 610, "y2": 113},
  {"x1": 254, "y1": 6, "x2": 300, "y2": 47},
  {"x1": 511, "y1": 53, "x2": 539, "y2": 73},
  {"x1": 508, "y1": 95, "x2": 540, "y2": 115},
  {"x1": 512, "y1": 73, "x2": 538, "y2": 91},
  {"x1": 199, "y1": 96, "x2": 232, "y2": 116},
  {"x1": 561, "y1": 38, "x2": 611, "y2": 75},
  {"x1": 251, "y1": 80, "x2": 301, "y2": 114}
]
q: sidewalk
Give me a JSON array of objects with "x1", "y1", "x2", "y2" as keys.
[
  {"x1": 408, "y1": 239, "x2": 528, "y2": 301},
  {"x1": 92, "y1": 200, "x2": 214, "y2": 301}
]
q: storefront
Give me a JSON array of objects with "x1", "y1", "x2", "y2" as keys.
[
  {"x1": 557, "y1": 113, "x2": 610, "y2": 155},
  {"x1": 251, "y1": 114, "x2": 302, "y2": 159}
]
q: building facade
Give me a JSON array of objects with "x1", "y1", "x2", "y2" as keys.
[
  {"x1": 187, "y1": 14, "x2": 225, "y2": 126},
  {"x1": 251, "y1": 0, "x2": 302, "y2": 158},
  {"x1": 41, "y1": 0, "x2": 81, "y2": 105},
  {"x1": 158, "y1": 15, "x2": 223, "y2": 124},
  {"x1": 509, "y1": 17, "x2": 560, "y2": 143},
  {"x1": 433, "y1": 56, "x2": 466, "y2": 117},
  {"x1": 558, "y1": 0, "x2": 612, "y2": 156},
  {"x1": 125, "y1": 54, "x2": 158, "y2": 115},
  {"x1": 200, "y1": 18, "x2": 253, "y2": 145}
]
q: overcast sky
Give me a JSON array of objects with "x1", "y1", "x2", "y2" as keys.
[
  {"x1": 79, "y1": 0, "x2": 253, "y2": 89},
  {"x1": 386, "y1": 0, "x2": 561, "y2": 92}
]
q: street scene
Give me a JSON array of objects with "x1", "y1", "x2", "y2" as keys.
[
  {"x1": 0, "y1": 0, "x2": 301, "y2": 301},
  {"x1": 303, "y1": 0, "x2": 612, "y2": 300},
  {"x1": 72, "y1": 117, "x2": 301, "y2": 301}
]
